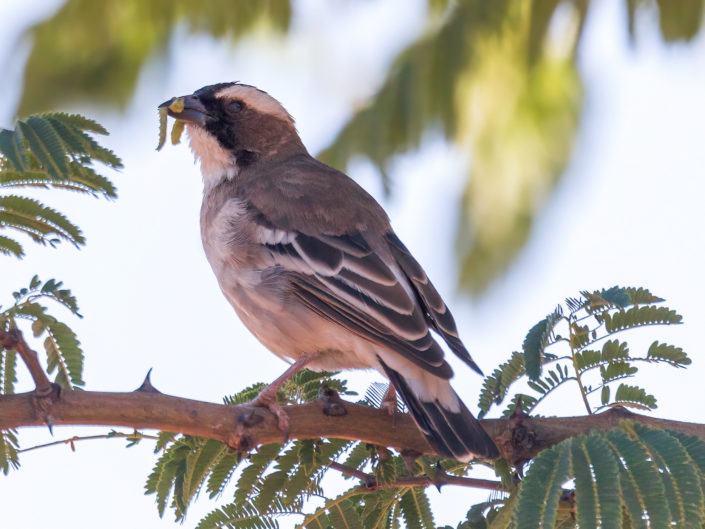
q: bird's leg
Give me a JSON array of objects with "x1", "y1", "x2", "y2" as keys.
[
  {"x1": 380, "y1": 383, "x2": 397, "y2": 416},
  {"x1": 250, "y1": 356, "x2": 313, "y2": 434}
]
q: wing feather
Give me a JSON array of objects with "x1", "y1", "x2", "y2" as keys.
[
  {"x1": 259, "y1": 227, "x2": 452, "y2": 377},
  {"x1": 386, "y1": 232, "x2": 483, "y2": 375}
]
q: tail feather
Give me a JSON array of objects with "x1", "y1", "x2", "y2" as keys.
[{"x1": 379, "y1": 360, "x2": 499, "y2": 462}]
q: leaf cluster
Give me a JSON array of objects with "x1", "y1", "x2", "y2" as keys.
[
  {"x1": 510, "y1": 422, "x2": 705, "y2": 529},
  {"x1": 0, "y1": 275, "x2": 85, "y2": 474},
  {"x1": 0, "y1": 112, "x2": 120, "y2": 257},
  {"x1": 146, "y1": 372, "x2": 464, "y2": 529},
  {"x1": 478, "y1": 286, "x2": 687, "y2": 417}
]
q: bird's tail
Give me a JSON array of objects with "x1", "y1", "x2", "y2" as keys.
[{"x1": 379, "y1": 361, "x2": 499, "y2": 462}]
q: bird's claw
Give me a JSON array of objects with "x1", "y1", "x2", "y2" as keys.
[{"x1": 250, "y1": 390, "x2": 290, "y2": 443}]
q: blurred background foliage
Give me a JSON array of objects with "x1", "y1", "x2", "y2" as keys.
[{"x1": 14, "y1": 0, "x2": 705, "y2": 294}]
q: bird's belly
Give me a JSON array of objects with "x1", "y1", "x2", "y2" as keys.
[{"x1": 219, "y1": 276, "x2": 380, "y2": 371}]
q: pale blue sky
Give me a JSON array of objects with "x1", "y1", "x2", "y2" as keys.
[{"x1": 1, "y1": 0, "x2": 704, "y2": 527}]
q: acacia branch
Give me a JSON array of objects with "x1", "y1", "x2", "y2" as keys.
[
  {"x1": 0, "y1": 329, "x2": 52, "y2": 396},
  {"x1": 1, "y1": 381, "x2": 704, "y2": 467}
]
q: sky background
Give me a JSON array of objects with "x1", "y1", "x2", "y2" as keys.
[{"x1": 1, "y1": 0, "x2": 704, "y2": 527}]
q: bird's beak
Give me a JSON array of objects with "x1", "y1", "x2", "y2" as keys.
[{"x1": 159, "y1": 95, "x2": 208, "y2": 126}]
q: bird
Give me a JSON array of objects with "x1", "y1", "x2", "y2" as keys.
[{"x1": 160, "y1": 82, "x2": 499, "y2": 462}]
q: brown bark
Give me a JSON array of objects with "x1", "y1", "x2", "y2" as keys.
[{"x1": 1, "y1": 384, "x2": 703, "y2": 464}]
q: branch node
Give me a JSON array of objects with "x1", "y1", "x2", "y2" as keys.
[
  {"x1": 496, "y1": 400, "x2": 537, "y2": 470},
  {"x1": 318, "y1": 383, "x2": 347, "y2": 417},
  {"x1": 238, "y1": 409, "x2": 264, "y2": 428},
  {"x1": 31, "y1": 382, "x2": 61, "y2": 428},
  {"x1": 135, "y1": 368, "x2": 161, "y2": 393},
  {"x1": 227, "y1": 432, "x2": 254, "y2": 452},
  {"x1": 1, "y1": 328, "x2": 53, "y2": 396}
]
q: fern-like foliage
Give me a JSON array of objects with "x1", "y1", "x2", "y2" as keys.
[
  {"x1": 478, "y1": 286, "x2": 687, "y2": 417},
  {"x1": 0, "y1": 275, "x2": 85, "y2": 473},
  {"x1": 0, "y1": 112, "x2": 120, "y2": 257},
  {"x1": 510, "y1": 422, "x2": 705, "y2": 529},
  {"x1": 0, "y1": 276, "x2": 84, "y2": 391},
  {"x1": 146, "y1": 373, "x2": 452, "y2": 529}
]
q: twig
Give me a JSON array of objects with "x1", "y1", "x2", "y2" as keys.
[
  {"x1": 382, "y1": 474, "x2": 504, "y2": 491},
  {"x1": 329, "y1": 461, "x2": 374, "y2": 483},
  {"x1": 18, "y1": 431, "x2": 160, "y2": 453},
  {"x1": 0, "y1": 328, "x2": 53, "y2": 396},
  {"x1": 329, "y1": 461, "x2": 505, "y2": 491}
]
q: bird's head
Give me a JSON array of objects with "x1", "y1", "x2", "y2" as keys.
[{"x1": 160, "y1": 82, "x2": 304, "y2": 188}]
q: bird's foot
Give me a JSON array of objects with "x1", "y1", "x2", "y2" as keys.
[{"x1": 250, "y1": 387, "x2": 290, "y2": 439}]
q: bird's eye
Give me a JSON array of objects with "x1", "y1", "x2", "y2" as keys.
[{"x1": 228, "y1": 100, "x2": 244, "y2": 112}]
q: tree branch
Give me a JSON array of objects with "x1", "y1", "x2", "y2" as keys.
[
  {"x1": 1, "y1": 381, "x2": 704, "y2": 466},
  {"x1": 0, "y1": 329, "x2": 52, "y2": 396}
]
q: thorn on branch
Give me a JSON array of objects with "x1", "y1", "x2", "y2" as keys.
[
  {"x1": 318, "y1": 383, "x2": 347, "y2": 417},
  {"x1": 135, "y1": 368, "x2": 161, "y2": 393}
]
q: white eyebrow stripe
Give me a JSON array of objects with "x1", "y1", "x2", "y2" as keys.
[{"x1": 215, "y1": 84, "x2": 294, "y2": 124}]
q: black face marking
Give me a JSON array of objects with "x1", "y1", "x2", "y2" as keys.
[{"x1": 187, "y1": 82, "x2": 298, "y2": 163}]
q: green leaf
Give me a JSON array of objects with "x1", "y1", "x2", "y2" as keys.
[
  {"x1": 327, "y1": 497, "x2": 364, "y2": 529},
  {"x1": 49, "y1": 112, "x2": 108, "y2": 135},
  {"x1": 515, "y1": 439, "x2": 572, "y2": 529},
  {"x1": 574, "y1": 349, "x2": 602, "y2": 371},
  {"x1": 0, "y1": 128, "x2": 26, "y2": 171},
  {"x1": 478, "y1": 351, "x2": 526, "y2": 417},
  {"x1": 399, "y1": 487, "x2": 434, "y2": 529},
  {"x1": 600, "y1": 385, "x2": 610, "y2": 406},
  {"x1": 571, "y1": 439, "x2": 597, "y2": 529},
  {"x1": 180, "y1": 439, "x2": 230, "y2": 510},
  {"x1": 206, "y1": 450, "x2": 243, "y2": 499},
  {"x1": 583, "y1": 286, "x2": 663, "y2": 312},
  {"x1": 223, "y1": 382, "x2": 267, "y2": 405},
  {"x1": 606, "y1": 427, "x2": 669, "y2": 528},
  {"x1": 373, "y1": 450, "x2": 397, "y2": 486},
  {"x1": 196, "y1": 500, "x2": 281, "y2": 529},
  {"x1": 0, "y1": 429, "x2": 20, "y2": 474},
  {"x1": 600, "y1": 362, "x2": 637, "y2": 384},
  {"x1": 343, "y1": 442, "x2": 373, "y2": 474},
  {"x1": 303, "y1": 489, "x2": 367, "y2": 529},
  {"x1": 0, "y1": 195, "x2": 85, "y2": 247},
  {"x1": 612, "y1": 384, "x2": 657, "y2": 411},
  {"x1": 632, "y1": 424, "x2": 705, "y2": 528},
  {"x1": 602, "y1": 340, "x2": 630, "y2": 362},
  {"x1": 603, "y1": 306, "x2": 682, "y2": 333},
  {"x1": 234, "y1": 443, "x2": 282, "y2": 507},
  {"x1": 646, "y1": 341, "x2": 691, "y2": 367},
  {"x1": 1, "y1": 348, "x2": 18, "y2": 395},
  {"x1": 44, "y1": 319, "x2": 84, "y2": 388},
  {"x1": 583, "y1": 434, "x2": 620, "y2": 529},
  {"x1": 0, "y1": 235, "x2": 23, "y2": 257},
  {"x1": 597, "y1": 286, "x2": 631, "y2": 308},
  {"x1": 154, "y1": 431, "x2": 177, "y2": 453},
  {"x1": 522, "y1": 307, "x2": 561, "y2": 380},
  {"x1": 17, "y1": 117, "x2": 68, "y2": 179}
]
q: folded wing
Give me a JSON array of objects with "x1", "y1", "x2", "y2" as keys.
[{"x1": 256, "y1": 219, "x2": 480, "y2": 378}]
